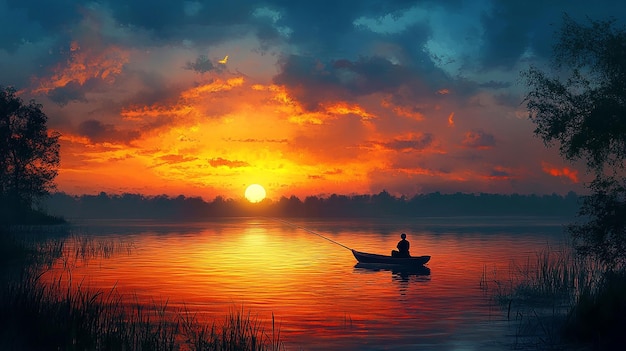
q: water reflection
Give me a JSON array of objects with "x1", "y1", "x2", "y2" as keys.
[
  {"x1": 38, "y1": 217, "x2": 569, "y2": 351},
  {"x1": 353, "y1": 263, "x2": 431, "y2": 280}
]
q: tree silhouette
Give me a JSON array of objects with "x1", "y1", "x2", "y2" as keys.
[
  {"x1": 1, "y1": 86, "x2": 60, "y2": 223},
  {"x1": 523, "y1": 16, "x2": 626, "y2": 269},
  {"x1": 44, "y1": 191, "x2": 579, "y2": 220}
]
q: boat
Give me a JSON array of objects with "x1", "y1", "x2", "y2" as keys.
[{"x1": 351, "y1": 249, "x2": 430, "y2": 266}]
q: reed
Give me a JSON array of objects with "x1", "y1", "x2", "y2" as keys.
[
  {"x1": 482, "y1": 244, "x2": 626, "y2": 350},
  {"x1": 55, "y1": 233, "x2": 136, "y2": 270},
  {"x1": 180, "y1": 306, "x2": 284, "y2": 351},
  {"x1": 510, "y1": 246, "x2": 600, "y2": 304},
  {"x1": 1, "y1": 266, "x2": 176, "y2": 350},
  {"x1": 1, "y1": 229, "x2": 285, "y2": 351}
]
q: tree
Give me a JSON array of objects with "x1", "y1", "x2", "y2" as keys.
[
  {"x1": 523, "y1": 16, "x2": 626, "y2": 269},
  {"x1": 567, "y1": 178, "x2": 626, "y2": 268},
  {"x1": 0, "y1": 86, "x2": 60, "y2": 222}
]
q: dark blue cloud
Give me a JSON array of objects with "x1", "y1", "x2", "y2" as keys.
[
  {"x1": 2, "y1": 0, "x2": 625, "y2": 107},
  {"x1": 47, "y1": 82, "x2": 88, "y2": 106},
  {"x1": 77, "y1": 119, "x2": 140, "y2": 144},
  {"x1": 5, "y1": 0, "x2": 84, "y2": 32},
  {"x1": 478, "y1": 0, "x2": 626, "y2": 70},
  {"x1": 273, "y1": 54, "x2": 452, "y2": 110},
  {"x1": 0, "y1": 2, "x2": 45, "y2": 52}
]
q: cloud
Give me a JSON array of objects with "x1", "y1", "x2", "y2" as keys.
[
  {"x1": 181, "y1": 77, "x2": 244, "y2": 99},
  {"x1": 158, "y1": 154, "x2": 198, "y2": 164},
  {"x1": 273, "y1": 54, "x2": 448, "y2": 111},
  {"x1": 447, "y1": 112, "x2": 455, "y2": 127},
  {"x1": 46, "y1": 82, "x2": 88, "y2": 106},
  {"x1": 382, "y1": 133, "x2": 434, "y2": 152},
  {"x1": 32, "y1": 41, "x2": 129, "y2": 94},
  {"x1": 542, "y1": 162, "x2": 579, "y2": 183},
  {"x1": 461, "y1": 130, "x2": 496, "y2": 149},
  {"x1": 325, "y1": 102, "x2": 375, "y2": 120},
  {"x1": 184, "y1": 54, "x2": 219, "y2": 74},
  {"x1": 485, "y1": 166, "x2": 514, "y2": 180},
  {"x1": 307, "y1": 168, "x2": 344, "y2": 180},
  {"x1": 208, "y1": 157, "x2": 249, "y2": 168},
  {"x1": 288, "y1": 114, "x2": 371, "y2": 163},
  {"x1": 225, "y1": 138, "x2": 288, "y2": 143},
  {"x1": 475, "y1": 1, "x2": 626, "y2": 70},
  {"x1": 4, "y1": 0, "x2": 82, "y2": 36},
  {"x1": 77, "y1": 119, "x2": 140, "y2": 144},
  {"x1": 2, "y1": 0, "x2": 617, "y2": 199},
  {"x1": 479, "y1": 80, "x2": 511, "y2": 89},
  {"x1": 0, "y1": 2, "x2": 45, "y2": 53}
]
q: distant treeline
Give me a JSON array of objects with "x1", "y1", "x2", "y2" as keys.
[{"x1": 43, "y1": 191, "x2": 580, "y2": 220}]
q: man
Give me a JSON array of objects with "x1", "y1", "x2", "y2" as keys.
[{"x1": 392, "y1": 233, "x2": 410, "y2": 258}]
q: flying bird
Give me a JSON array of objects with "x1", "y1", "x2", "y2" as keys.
[{"x1": 218, "y1": 55, "x2": 228, "y2": 64}]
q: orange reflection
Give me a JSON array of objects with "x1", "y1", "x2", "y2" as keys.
[{"x1": 39, "y1": 219, "x2": 563, "y2": 349}]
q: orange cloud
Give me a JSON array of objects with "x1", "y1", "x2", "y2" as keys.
[
  {"x1": 392, "y1": 105, "x2": 424, "y2": 120},
  {"x1": 288, "y1": 114, "x2": 325, "y2": 125},
  {"x1": 307, "y1": 168, "x2": 344, "y2": 180},
  {"x1": 448, "y1": 112, "x2": 454, "y2": 127},
  {"x1": 380, "y1": 97, "x2": 425, "y2": 120},
  {"x1": 158, "y1": 154, "x2": 199, "y2": 164},
  {"x1": 448, "y1": 112, "x2": 455, "y2": 127},
  {"x1": 181, "y1": 77, "x2": 244, "y2": 99},
  {"x1": 541, "y1": 162, "x2": 579, "y2": 183},
  {"x1": 121, "y1": 105, "x2": 195, "y2": 120},
  {"x1": 250, "y1": 84, "x2": 326, "y2": 125},
  {"x1": 59, "y1": 133, "x2": 91, "y2": 145},
  {"x1": 253, "y1": 84, "x2": 294, "y2": 105},
  {"x1": 33, "y1": 41, "x2": 129, "y2": 94},
  {"x1": 325, "y1": 102, "x2": 374, "y2": 120},
  {"x1": 208, "y1": 157, "x2": 250, "y2": 168}
]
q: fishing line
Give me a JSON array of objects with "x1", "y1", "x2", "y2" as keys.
[{"x1": 269, "y1": 218, "x2": 353, "y2": 251}]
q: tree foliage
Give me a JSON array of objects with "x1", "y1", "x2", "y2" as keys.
[
  {"x1": 568, "y1": 178, "x2": 626, "y2": 269},
  {"x1": 524, "y1": 15, "x2": 626, "y2": 176},
  {"x1": 523, "y1": 16, "x2": 626, "y2": 269},
  {"x1": 0, "y1": 86, "x2": 60, "y2": 221}
]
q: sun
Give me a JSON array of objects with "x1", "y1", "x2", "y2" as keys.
[{"x1": 245, "y1": 184, "x2": 266, "y2": 203}]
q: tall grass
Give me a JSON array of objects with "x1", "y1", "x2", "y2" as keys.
[
  {"x1": 496, "y1": 246, "x2": 600, "y2": 304},
  {"x1": 180, "y1": 306, "x2": 283, "y2": 351},
  {"x1": 1, "y1": 228, "x2": 286, "y2": 351},
  {"x1": 482, "y1": 244, "x2": 625, "y2": 350}
]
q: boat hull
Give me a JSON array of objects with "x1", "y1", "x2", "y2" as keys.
[{"x1": 351, "y1": 249, "x2": 430, "y2": 266}]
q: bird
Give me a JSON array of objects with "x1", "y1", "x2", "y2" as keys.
[{"x1": 218, "y1": 55, "x2": 228, "y2": 64}]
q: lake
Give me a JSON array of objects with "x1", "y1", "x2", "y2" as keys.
[{"x1": 41, "y1": 216, "x2": 571, "y2": 350}]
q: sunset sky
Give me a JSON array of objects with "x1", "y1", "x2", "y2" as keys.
[{"x1": 2, "y1": 0, "x2": 624, "y2": 200}]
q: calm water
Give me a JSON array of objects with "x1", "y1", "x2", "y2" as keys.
[{"x1": 43, "y1": 217, "x2": 570, "y2": 350}]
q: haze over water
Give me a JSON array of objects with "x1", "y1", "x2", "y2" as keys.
[{"x1": 43, "y1": 217, "x2": 570, "y2": 350}]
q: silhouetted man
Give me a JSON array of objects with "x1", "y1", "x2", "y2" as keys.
[{"x1": 392, "y1": 233, "x2": 410, "y2": 258}]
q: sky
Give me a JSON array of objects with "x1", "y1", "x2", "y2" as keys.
[{"x1": 1, "y1": 0, "x2": 624, "y2": 201}]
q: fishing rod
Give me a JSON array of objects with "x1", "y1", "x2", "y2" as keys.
[{"x1": 270, "y1": 218, "x2": 353, "y2": 251}]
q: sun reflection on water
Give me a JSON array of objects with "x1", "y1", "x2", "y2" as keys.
[{"x1": 40, "y1": 217, "x2": 568, "y2": 350}]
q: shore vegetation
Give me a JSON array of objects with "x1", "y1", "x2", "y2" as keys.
[
  {"x1": 0, "y1": 227, "x2": 285, "y2": 351},
  {"x1": 488, "y1": 14, "x2": 626, "y2": 350}
]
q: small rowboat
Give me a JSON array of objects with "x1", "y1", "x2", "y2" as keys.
[{"x1": 352, "y1": 249, "x2": 430, "y2": 266}]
